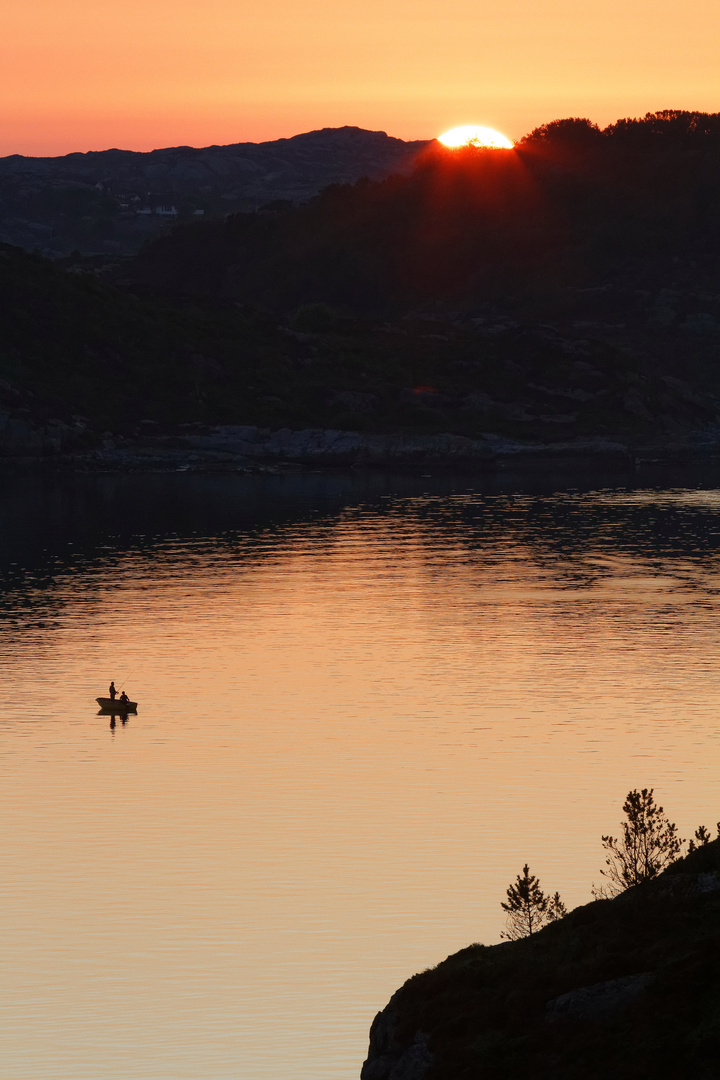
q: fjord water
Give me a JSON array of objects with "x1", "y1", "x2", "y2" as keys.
[{"x1": 3, "y1": 468, "x2": 720, "y2": 1079}]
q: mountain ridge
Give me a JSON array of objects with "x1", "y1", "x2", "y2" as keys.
[
  {"x1": 0, "y1": 126, "x2": 430, "y2": 166},
  {"x1": 0, "y1": 127, "x2": 430, "y2": 256}
]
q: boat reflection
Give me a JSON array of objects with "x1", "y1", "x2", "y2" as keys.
[{"x1": 102, "y1": 712, "x2": 130, "y2": 730}]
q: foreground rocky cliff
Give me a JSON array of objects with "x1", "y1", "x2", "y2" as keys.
[{"x1": 362, "y1": 840, "x2": 720, "y2": 1079}]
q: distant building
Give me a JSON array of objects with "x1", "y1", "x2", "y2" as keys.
[{"x1": 137, "y1": 203, "x2": 178, "y2": 216}]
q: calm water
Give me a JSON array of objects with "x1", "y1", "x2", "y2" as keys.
[{"x1": 3, "y1": 467, "x2": 720, "y2": 1079}]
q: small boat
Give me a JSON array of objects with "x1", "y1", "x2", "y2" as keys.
[{"x1": 96, "y1": 697, "x2": 138, "y2": 712}]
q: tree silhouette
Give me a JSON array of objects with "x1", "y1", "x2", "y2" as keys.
[
  {"x1": 546, "y1": 891, "x2": 568, "y2": 923},
  {"x1": 597, "y1": 788, "x2": 684, "y2": 897},
  {"x1": 519, "y1": 117, "x2": 603, "y2": 150},
  {"x1": 501, "y1": 864, "x2": 566, "y2": 940},
  {"x1": 687, "y1": 823, "x2": 715, "y2": 852}
]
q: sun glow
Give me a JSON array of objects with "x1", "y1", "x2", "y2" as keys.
[{"x1": 438, "y1": 125, "x2": 514, "y2": 149}]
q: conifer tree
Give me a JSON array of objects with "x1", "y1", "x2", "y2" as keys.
[
  {"x1": 598, "y1": 788, "x2": 684, "y2": 896},
  {"x1": 546, "y1": 891, "x2": 568, "y2": 923},
  {"x1": 500, "y1": 865, "x2": 565, "y2": 940}
]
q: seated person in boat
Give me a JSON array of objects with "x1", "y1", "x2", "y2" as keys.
[{"x1": 119, "y1": 691, "x2": 129, "y2": 704}]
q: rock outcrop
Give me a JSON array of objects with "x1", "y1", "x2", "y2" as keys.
[
  {"x1": 362, "y1": 1011, "x2": 432, "y2": 1080},
  {"x1": 0, "y1": 412, "x2": 87, "y2": 457},
  {"x1": 72, "y1": 425, "x2": 637, "y2": 472},
  {"x1": 360, "y1": 843, "x2": 720, "y2": 1079},
  {"x1": 177, "y1": 425, "x2": 498, "y2": 466},
  {"x1": 545, "y1": 972, "x2": 650, "y2": 1022}
]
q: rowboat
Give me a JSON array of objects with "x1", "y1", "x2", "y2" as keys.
[{"x1": 96, "y1": 697, "x2": 138, "y2": 712}]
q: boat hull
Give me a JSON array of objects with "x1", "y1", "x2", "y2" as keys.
[{"x1": 96, "y1": 697, "x2": 138, "y2": 712}]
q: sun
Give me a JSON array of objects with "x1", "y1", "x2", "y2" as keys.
[{"x1": 438, "y1": 125, "x2": 514, "y2": 149}]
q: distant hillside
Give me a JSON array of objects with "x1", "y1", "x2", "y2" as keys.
[{"x1": 0, "y1": 127, "x2": 429, "y2": 257}]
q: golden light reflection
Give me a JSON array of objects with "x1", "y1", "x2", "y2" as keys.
[{"x1": 4, "y1": 499, "x2": 720, "y2": 1078}]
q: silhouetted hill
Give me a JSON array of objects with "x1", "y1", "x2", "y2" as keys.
[
  {"x1": 3, "y1": 112, "x2": 720, "y2": 464},
  {"x1": 122, "y1": 111, "x2": 720, "y2": 449},
  {"x1": 362, "y1": 839, "x2": 720, "y2": 1080},
  {"x1": 0, "y1": 127, "x2": 429, "y2": 256},
  {"x1": 132, "y1": 111, "x2": 720, "y2": 321}
]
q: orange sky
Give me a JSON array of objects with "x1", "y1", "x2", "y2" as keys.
[{"x1": 2, "y1": 0, "x2": 719, "y2": 157}]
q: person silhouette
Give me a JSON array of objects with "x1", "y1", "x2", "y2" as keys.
[
  {"x1": 119, "y1": 690, "x2": 129, "y2": 705},
  {"x1": 109, "y1": 681, "x2": 117, "y2": 700}
]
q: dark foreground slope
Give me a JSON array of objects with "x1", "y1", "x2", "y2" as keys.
[
  {"x1": 0, "y1": 242, "x2": 300, "y2": 436},
  {"x1": 1, "y1": 237, "x2": 719, "y2": 464},
  {"x1": 362, "y1": 841, "x2": 720, "y2": 1080}
]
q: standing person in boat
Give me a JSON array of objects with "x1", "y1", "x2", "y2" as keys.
[{"x1": 109, "y1": 681, "x2": 117, "y2": 700}]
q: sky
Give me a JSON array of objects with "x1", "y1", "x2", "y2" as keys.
[{"x1": 2, "y1": 0, "x2": 719, "y2": 157}]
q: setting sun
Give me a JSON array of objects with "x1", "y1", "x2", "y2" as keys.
[{"x1": 438, "y1": 125, "x2": 514, "y2": 149}]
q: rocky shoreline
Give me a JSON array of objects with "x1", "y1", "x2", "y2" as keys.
[{"x1": 2, "y1": 415, "x2": 703, "y2": 473}]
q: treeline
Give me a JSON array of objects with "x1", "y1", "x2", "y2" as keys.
[
  {"x1": 131, "y1": 110, "x2": 720, "y2": 318},
  {"x1": 502, "y1": 787, "x2": 716, "y2": 940}
]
